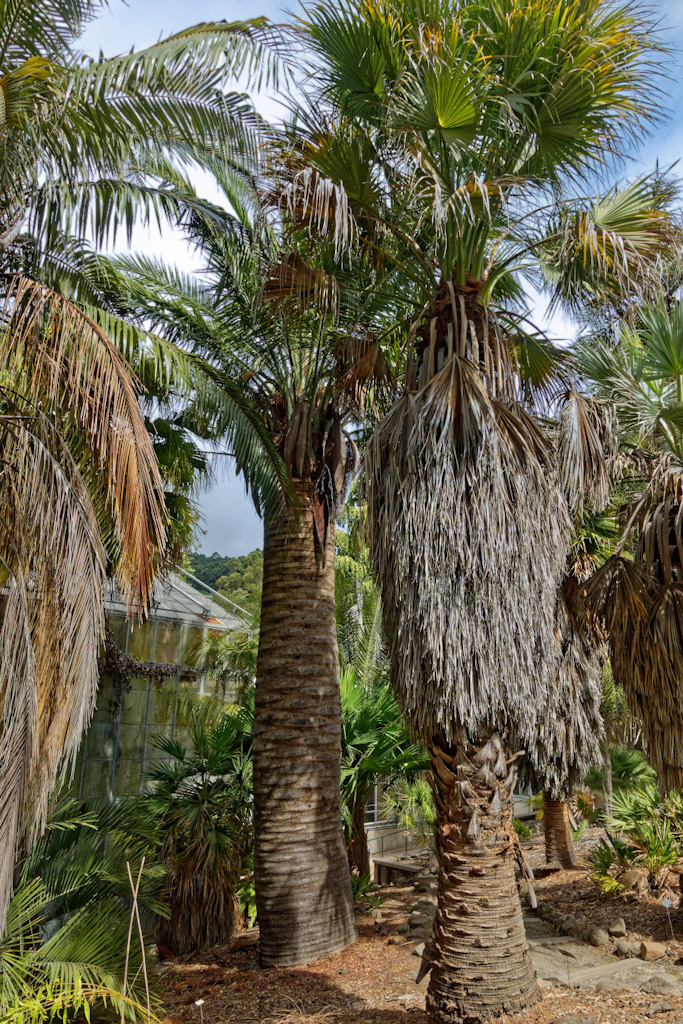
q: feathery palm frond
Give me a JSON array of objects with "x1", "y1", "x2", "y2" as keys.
[
  {"x1": 0, "y1": 395, "x2": 108, "y2": 929},
  {"x1": 0, "y1": 276, "x2": 166, "y2": 610}
]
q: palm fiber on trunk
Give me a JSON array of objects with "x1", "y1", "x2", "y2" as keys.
[{"x1": 253, "y1": 478, "x2": 356, "y2": 966}]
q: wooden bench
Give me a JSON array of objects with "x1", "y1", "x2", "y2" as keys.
[{"x1": 372, "y1": 857, "x2": 423, "y2": 885}]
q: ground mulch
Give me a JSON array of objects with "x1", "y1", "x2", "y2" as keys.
[{"x1": 158, "y1": 879, "x2": 683, "y2": 1024}]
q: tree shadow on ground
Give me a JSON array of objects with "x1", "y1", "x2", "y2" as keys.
[{"x1": 160, "y1": 932, "x2": 431, "y2": 1024}]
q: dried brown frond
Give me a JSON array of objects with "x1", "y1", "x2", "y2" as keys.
[
  {"x1": 0, "y1": 276, "x2": 166, "y2": 613},
  {"x1": 261, "y1": 253, "x2": 338, "y2": 318},
  {"x1": 516, "y1": 577, "x2": 604, "y2": 800},
  {"x1": 0, "y1": 398, "x2": 106, "y2": 926},
  {"x1": 262, "y1": 1001, "x2": 340, "y2": 1024},
  {"x1": 367, "y1": 355, "x2": 570, "y2": 745},
  {"x1": 583, "y1": 555, "x2": 649, "y2": 638},
  {"x1": 557, "y1": 391, "x2": 616, "y2": 513},
  {"x1": 408, "y1": 288, "x2": 516, "y2": 399},
  {"x1": 583, "y1": 547, "x2": 683, "y2": 789},
  {"x1": 334, "y1": 330, "x2": 394, "y2": 411},
  {"x1": 268, "y1": 162, "x2": 356, "y2": 261}
]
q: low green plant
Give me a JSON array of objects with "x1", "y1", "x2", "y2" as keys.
[
  {"x1": 590, "y1": 784, "x2": 683, "y2": 894},
  {"x1": 350, "y1": 874, "x2": 375, "y2": 903},
  {"x1": 574, "y1": 786, "x2": 603, "y2": 823},
  {"x1": 1, "y1": 799, "x2": 164, "y2": 1024},
  {"x1": 571, "y1": 819, "x2": 588, "y2": 844},
  {"x1": 383, "y1": 778, "x2": 437, "y2": 852},
  {"x1": 237, "y1": 861, "x2": 257, "y2": 929},
  {"x1": 512, "y1": 818, "x2": 533, "y2": 841},
  {"x1": 145, "y1": 688, "x2": 254, "y2": 954}
]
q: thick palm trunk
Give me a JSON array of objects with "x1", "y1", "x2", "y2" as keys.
[
  {"x1": 347, "y1": 792, "x2": 371, "y2": 878},
  {"x1": 253, "y1": 478, "x2": 357, "y2": 967},
  {"x1": 542, "y1": 795, "x2": 576, "y2": 869},
  {"x1": 426, "y1": 734, "x2": 538, "y2": 1023}
]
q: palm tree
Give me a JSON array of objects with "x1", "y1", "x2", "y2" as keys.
[
  {"x1": 87, "y1": 168, "x2": 396, "y2": 966},
  {"x1": 580, "y1": 299, "x2": 683, "y2": 793},
  {"x1": 524, "y1": 178, "x2": 681, "y2": 863},
  {"x1": 286, "y1": 1, "x2": 666, "y2": 1017},
  {"x1": 0, "y1": 2, "x2": 290, "y2": 933},
  {"x1": 145, "y1": 695, "x2": 254, "y2": 954}
]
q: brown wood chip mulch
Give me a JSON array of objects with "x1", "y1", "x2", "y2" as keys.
[{"x1": 158, "y1": 878, "x2": 683, "y2": 1024}]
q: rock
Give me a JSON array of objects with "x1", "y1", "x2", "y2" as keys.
[
  {"x1": 413, "y1": 881, "x2": 437, "y2": 894},
  {"x1": 646, "y1": 1003, "x2": 676, "y2": 1015},
  {"x1": 640, "y1": 940, "x2": 668, "y2": 961},
  {"x1": 559, "y1": 915, "x2": 577, "y2": 935},
  {"x1": 416, "y1": 896, "x2": 437, "y2": 911},
  {"x1": 537, "y1": 978, "x2": 555, "y2": 991},
  {"x1": 639, "y1": 975, "x2": 683, "y2": 995},
  {"x1": 372, "y1": 909, "x2": 384, "y2": 922},
  {"x1": 608, "y1": 917, "x2": 627, "y2": 938},
  {"x1": 537, "y1": 902, "x2": 552, "y2": 922},
  {"x1": 396, "y1": 922, "x2": 410, "y2": 935},
  {"x1": 582, "y1": 923, "x2": 594, "y2": 942},
  {"x1": 595, "y1": 979, "x2": 635, "y2": 992},
  {"x1": 553, "y1": 1016, "x2": 598, "y2": 1024},
  {"x1": 568, "y1": 921, "x2": 586, "y2": 939},
  {"x1": 386, "y1": 934, "x2": 406, "y2": 945},
  {"x1": 589, "y1": 926, "x2": 610, "y2": 948},
  {"x1": 616, "y1": 939, "x2": 641, "y2": 957},
  {"x1": 413, "y1": 942, "x2": 425, "y2": 958},
  {"x1": 409, "y1": 913, "x2": 433, "y2": 930},
  {"x1": 619, "y1": 867, "x2": 649, "y2": 892}
]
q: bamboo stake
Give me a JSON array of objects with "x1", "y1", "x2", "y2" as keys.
[
  {"x1": 126, "y1": 859, "x2": 152, "y2": 1023},
  {"x1": 121, "y1": 858, "x2": 145, "y2": 1024}
]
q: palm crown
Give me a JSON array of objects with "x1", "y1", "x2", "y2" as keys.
[{"x1": 278, "y1": 0, "x2": 668, "y2": 747}]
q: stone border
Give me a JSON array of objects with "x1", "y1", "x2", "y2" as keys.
[{"x1": 525, "y1": 886, "x2": 669, "y2": 963}]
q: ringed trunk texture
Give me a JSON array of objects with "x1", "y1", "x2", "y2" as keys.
[
  {"x1": 253, "y1": 478, "x2": 357, "y2": 967},
  {"x1": 426, "y1": 734, "x2": 539, "y2": 1023},
  {"x1": 603, "y1": 742, "x2": 613, "y2": 817},
  {"x1": 347, "y1": 792, "x2": 371, "y2": 879},
  {"x1": 542, "y1": 795, "x2": 576, "y2": 870}
]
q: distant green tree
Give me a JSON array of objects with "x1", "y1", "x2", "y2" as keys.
[{"x1": 188, "y1": 550, "x2": 264, "y2": 616}]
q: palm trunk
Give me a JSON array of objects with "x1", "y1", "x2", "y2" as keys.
[
  {"x1": 253, "y1": 478, "x2": 357, "y2": 967},
  {"x1": 603, "y1": 740, "x2": 613, "y2": 817},
  {"x1": 347, "y1": 791, "x2": 371, "y2": 878},
  {"x1": 542, "y1": 794, "x2": 576, "y2": 869},
  {"x1": 426, "y1": 733, "x2": 538, "y2": 1023}
]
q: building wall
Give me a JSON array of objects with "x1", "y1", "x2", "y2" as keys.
[{"x1": 72, "y1": 613, "x2": 233, "y2": 801}]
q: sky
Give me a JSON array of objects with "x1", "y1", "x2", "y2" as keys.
[{"x1": 79, "y1": 0, "x2": 683, "y2": 557}]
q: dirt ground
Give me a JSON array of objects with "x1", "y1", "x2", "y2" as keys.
[{"x1": 158, "y1": 868, "x2": 683, "y2": 1024}]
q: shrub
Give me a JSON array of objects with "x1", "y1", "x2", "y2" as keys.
[
  {"x1": 590, "y1": 783, "x2": 683, "y2": 893},
  {"x1": 351, "y1": 874, "x2": 375, "y2": 903},
  {"x1": 585, "y1": 747, "x2": 656, "y2": 794},
  {"x1": 513, "y1": 818, "x2": 533, "y2": 840}
]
